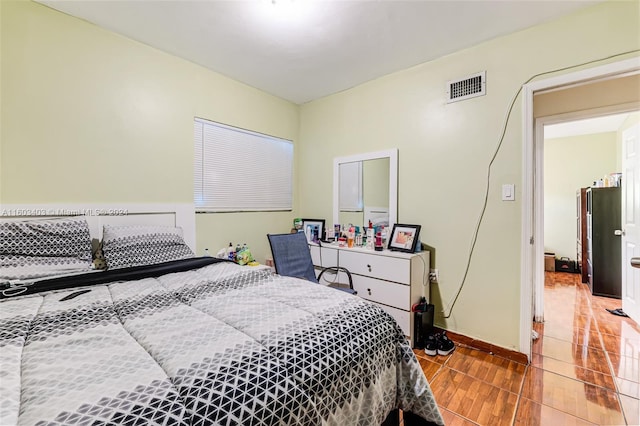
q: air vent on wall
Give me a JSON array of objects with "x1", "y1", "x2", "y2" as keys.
[{"x1": 446, "y1": 71, "x2": 486, "y2": 103}]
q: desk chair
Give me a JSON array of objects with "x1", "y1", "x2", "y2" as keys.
[{"x1": 267, "y1": 232, "x2": 357, "y2": 295}]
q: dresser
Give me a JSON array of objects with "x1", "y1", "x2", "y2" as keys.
[{"x1": 309, "y1": 243, "x2": 430, "y2": 346}]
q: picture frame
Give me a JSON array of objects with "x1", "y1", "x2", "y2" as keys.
[
  {"x1": 301, "y1": 219, "x2": 325, "y2": 243},
  {"x1": 387, "y1": 223, "x2": 421, "y2": 253}
]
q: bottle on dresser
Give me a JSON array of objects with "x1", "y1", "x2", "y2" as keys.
[
  {"x1": 366, "y1": 221, "x2": 375, "y2": 250},
  {"x1": 347, "y1": 226, "x2": 355, "y2": 248},
  {"x1": 227, "y1": 243, "x2": 235, "y2": 261},
  {"x1": 374, "y1": 230, "x2": 383, "y2": 251}
]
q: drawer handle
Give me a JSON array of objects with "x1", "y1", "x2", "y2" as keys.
[
  {"x1": 367, "y1": 264, "x2": 372, "y2": 272},
  {"x1": 367, "y1": 288, "x2": 372, "y2": 296}
]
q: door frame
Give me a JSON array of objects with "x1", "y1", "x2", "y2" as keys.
[{"x1": 520, "y1": 57, "x2": 640, "y2": 359}]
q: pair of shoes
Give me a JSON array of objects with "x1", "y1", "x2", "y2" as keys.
[
  {"x1": 424, "y1": 332, "x2": 456, "y2": 356},
  {"x1": 424, "y1": 334, "x2": 438, "y2": 356}
]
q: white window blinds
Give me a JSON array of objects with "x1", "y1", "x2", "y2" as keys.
[{"x1": 194, "y1": 118, "x2": 293, "y2": 212}]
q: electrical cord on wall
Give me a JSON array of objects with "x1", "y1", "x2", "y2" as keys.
[
  {"x1": 441, "y1": 49, "x2": 640, "y2": 319},
  {"x1": 417, "y1": 254, "x2": 430, "y2": 304}
]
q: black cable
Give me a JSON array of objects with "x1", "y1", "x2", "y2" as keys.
[{"x1": 442, "y1": 49, "x2": 640, "y2": 318}]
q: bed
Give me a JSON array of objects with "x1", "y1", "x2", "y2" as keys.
[{"x1": 0, "y1": 214, "x2": 444, "y2": 426}]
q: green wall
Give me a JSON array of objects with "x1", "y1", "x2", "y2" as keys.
[
  {"x1": 297, "y1": 0, "x2": 640, "y2": 349},
  {"x1": 0, "y1": 0, "x2": 300, "y2": 261},
  {"x1": 544, "y1": 132, "x2": 618, "y2": 259}
]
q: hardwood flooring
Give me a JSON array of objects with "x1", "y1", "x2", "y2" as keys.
[{"x1": 413, "y1": 271, "x2": 640, "y2": 425}]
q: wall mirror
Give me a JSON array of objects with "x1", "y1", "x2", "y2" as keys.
[{"x1": 333, "y1": 149, "x2": 398, "y2": 230}]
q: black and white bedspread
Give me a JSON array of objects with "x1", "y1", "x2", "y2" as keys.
[{"x1": 0, "y1": 259, "x2": 443, "y2": 425}]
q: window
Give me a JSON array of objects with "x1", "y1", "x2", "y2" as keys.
[{"x1": 194, "y1": 118, "x2": 293, "y2": 212}]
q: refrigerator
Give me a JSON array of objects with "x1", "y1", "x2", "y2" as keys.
[{"x1": 586, "y1": 186, "x2": 621, "y2": 298}]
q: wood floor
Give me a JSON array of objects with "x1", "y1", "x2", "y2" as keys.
[{"x1": 413, "y1": 271, "x2": 640, "y2": 425}]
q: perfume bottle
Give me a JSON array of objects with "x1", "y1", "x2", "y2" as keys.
[
  {"x1": 374, "y1": 231, "x2": 383, "y2": 251},
  {"x1": 366, "y1": 224, "x2": 375, "y2": 250}
]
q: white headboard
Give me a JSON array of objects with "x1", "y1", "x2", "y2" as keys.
[{"x1": 0, "y1": 203, "x2": 196, "y2": 251}]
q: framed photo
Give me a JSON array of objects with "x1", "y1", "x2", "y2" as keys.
[
  {"x1": 301, "y1": 219, "x2": 325, "y2": 243},
  {"x1": 387, "y1": 223, "x2": 421, "y2": 253}
]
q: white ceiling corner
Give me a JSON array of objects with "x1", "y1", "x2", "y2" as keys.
[{"x1": 37, "y1": 0, "x2": 602, "y2": 104}]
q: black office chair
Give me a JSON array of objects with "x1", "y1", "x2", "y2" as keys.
[{"x1": 267, "y1": 232, "x2": 357, "y2": 295}]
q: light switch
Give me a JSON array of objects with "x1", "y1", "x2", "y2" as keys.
[{"x1": 502, "y1": 184, "x2": 515, "y2": 201}]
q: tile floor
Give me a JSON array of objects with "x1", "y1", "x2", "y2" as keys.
[{"x1": 414, "y1": 271, "x2": 640, "y2": 425}]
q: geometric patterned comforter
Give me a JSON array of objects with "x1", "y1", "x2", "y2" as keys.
[{"x1": 0, "y1": 261, "x2": 443, "y2": 425}]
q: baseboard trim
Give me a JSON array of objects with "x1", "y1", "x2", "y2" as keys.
[{"x1": 435, "y1": 327, "x2": 529, "y2": 364}]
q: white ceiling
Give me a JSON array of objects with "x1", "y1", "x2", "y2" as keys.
[
  {"x1": 545, "y1": 113, "x2": 632, "y2": 139},
  {"x1": 38, "y1": 0, "x2": 600, "y2": 104}
]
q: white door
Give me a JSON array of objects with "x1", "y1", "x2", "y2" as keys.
[{"x1": 622, "y1": 122, "x2": 640, "y2": 325}]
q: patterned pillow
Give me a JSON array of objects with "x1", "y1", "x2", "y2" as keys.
[
  {"x1": 102, "y1": 225, "x2": 194, "y2": 270},
  {"x1": 0, "y1": 217, "x2": 93, "y2": 281}
]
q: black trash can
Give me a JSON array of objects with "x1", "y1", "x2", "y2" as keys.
[{"x1": 413, "y1": 304, "x2": 434, "y2": 349}]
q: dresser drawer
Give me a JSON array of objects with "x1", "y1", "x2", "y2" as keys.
[
  {"x1": 340, "y1": 250, "x2": 410, "y2": 284},
  {"x1": 352, "y1": 275, "x2": 409, "y2": 310},
  {"x1": 369, "y1": 301, "x2": 410, "y2": 337}
]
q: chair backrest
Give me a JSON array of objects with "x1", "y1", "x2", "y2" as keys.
[{"x1": 267, "y1": 232, "x2": 318, "y2": 283}]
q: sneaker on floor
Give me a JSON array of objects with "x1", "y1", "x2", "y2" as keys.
[
  {"x1": 606, "y1": 308, "x2": 629, "y2": 317},
  {"x1": 424, "y1": 333, "x2": 438, "y2": 356},
  {"x1": 437, "y1": 332, "x2": 455, "y2": 356}
]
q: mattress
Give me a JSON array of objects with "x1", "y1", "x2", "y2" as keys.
[{"x1": 0, "y1": 258, "x2": 443, "y2": 425}]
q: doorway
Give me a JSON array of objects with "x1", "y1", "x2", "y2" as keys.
[
  {"x1": 542, "y1": 112, "x2": 635, "y2": 318},
  {"x1": 520, "y1": 57, "x2": 640, "y2": 360}
]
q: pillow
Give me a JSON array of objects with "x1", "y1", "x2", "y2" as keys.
[
  {"x1": 102, "y1": 225, "x2": 194, "y2": 270},
  {"x1": 0, "y1": 217, "x2": 93, "y2": 281}
]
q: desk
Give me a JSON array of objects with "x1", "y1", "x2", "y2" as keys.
[{"x1": 309, "y1": 243, "x2": 429, "y2": 346}]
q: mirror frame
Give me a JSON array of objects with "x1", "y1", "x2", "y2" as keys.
[{"x1": 333, "y1": 149, "x2": 398, "y2": 229}]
